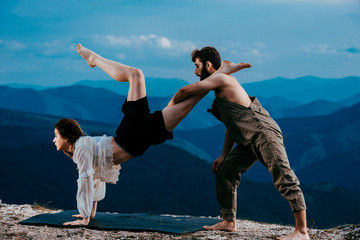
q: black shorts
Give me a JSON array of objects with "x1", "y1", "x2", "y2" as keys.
[{"x1": 114, "y1": 96, "x2": 173, "y2": 156}]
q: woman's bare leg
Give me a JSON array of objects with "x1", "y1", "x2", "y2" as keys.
[
  {"x1": 162, "y1": 93, "x2": 207, "y2": 132},
  {"x1": 77, "y1": 43, "x2": 146, "y2": 101}
]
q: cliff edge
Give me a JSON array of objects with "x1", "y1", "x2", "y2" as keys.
[{"x1": 0, "y1": 201, "x2": 358, "y2": 240}]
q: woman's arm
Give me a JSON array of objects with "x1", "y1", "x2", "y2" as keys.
[{"x1": 63, "y1": 145, "x2": 94, "y2": 226}]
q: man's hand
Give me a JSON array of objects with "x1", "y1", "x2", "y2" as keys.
[
  {"x1": 63, "y1": 216, "x2": 90, "y2": 226},
  {"x1": 212, "y1": 156, "x2": 225, "y2": 173}
]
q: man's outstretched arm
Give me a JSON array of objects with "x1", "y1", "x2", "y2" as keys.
[{"x1": 168, "y1": 73, "x2": 228, "y2": 106}]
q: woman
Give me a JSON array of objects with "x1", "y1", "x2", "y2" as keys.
[{"x1": 53, "y1": 44, "x2": 251, "y2": 225}]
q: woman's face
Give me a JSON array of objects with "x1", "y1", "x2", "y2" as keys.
[{"x1": 53, "y1": 128, "x2": 68, "y2": 151}]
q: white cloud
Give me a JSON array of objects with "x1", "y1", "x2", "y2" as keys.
[
  {"x1": 158, "y1": 37, "x2": 171, "y2": 49},
  {"x1": 92, "y1": 34, "x2": 195, "y2": 53},
  {"x1": 117, "y1": 53, "x2": 126, "y2": 60},
  {"x1": 37, "y1": 39, "x2": 75, "y2": 56},
  {"x1": 302, "y1": 44, "x2": 342, "y2": 55},
  {"x1": 1, "y1": 40, "x2": 26, "y2": 50},
  {"x1": 220, "y1": 42, "x2": 266, "y2": 60}
]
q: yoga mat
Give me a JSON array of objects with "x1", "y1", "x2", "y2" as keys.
[{"x1": 19, "y1": 210, "x2": 221, "y2": 234}]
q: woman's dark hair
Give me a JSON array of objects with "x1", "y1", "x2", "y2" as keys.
[
  {"x1": 191, "y1": 46, "x2": 221, "y2": 70},
  {"x1": 55, "y1": 118, "x2": 84, "y2": 143},
  {"x1": 55, "y1": 118, "x2": 85, "y2": 157}
]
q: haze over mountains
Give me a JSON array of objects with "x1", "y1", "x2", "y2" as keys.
[
  {"x1": 1, "y1": 75, "x2": 360, "y2": 228},
  {"x1": 2, "y1": 76, "x2": 360, "y2": 129}
]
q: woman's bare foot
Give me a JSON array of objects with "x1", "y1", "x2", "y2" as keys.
[
  {"x1": 76, "y1": 43, "x2": 99, "y2": 67},
  {"x1": 217, "y1": 60, "x2": 252, "y2": 75},
  {"x1": 203, "y1": 220, "x2": 237, "y2": 232},
  {"x1": 276, "y1": 229, "x2": 310, "y2": 240}
]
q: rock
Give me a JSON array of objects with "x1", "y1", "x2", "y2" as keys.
[{"x1": 0, "y1": 202, "x2": 358, "y2": 239}]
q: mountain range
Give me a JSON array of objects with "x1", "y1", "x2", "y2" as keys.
[
  {"x1": 0, "y1": 107, "x2": 360, "y2": 228},
  {"x1": 242, "y1": 76, "x2": 360, "y2": 103},
  {"x1": 175, "y1": 102, "x2": 360, "y2": 192},
  {"x1": 10, "y1": 75, "x2": 356, "y2": 105},
  {"x1": 0, "y1": 85, "x2": 219, "y2": 130},
  {"x1": 1, "y1": 75, "x2": 360, "y2": 131}
]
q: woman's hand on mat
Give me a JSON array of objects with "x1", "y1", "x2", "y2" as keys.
[{"x1": 63, "y1": 217, "x2": 90, "y2": 226}]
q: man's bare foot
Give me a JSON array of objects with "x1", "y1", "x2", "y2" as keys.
[
  {"x1": 217, "y1": 60, "x2": 252, "y2": 75},
  {"x1": 63, "y1": 217, "x2": 90, "y2": 226},
  {"x1": 76, "y1": 43, "x2": 99, "y2": 67},
  {"x1": 203, "y1": 220, "x2": 237, "y2": 232},
  {"x1": 276, "y1": 229, "x2": 310, "y2": 240}
]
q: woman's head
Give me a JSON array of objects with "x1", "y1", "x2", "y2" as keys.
[{"x1": 53, "y1": 118, "x2": 84, "y2": 155}]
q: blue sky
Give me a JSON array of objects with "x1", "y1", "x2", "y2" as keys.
[{"x1": 1, "y1": 0, "x2": 359, "y2": 86}]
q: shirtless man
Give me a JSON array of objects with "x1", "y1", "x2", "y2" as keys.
[{"x1": 171, "y1": 46, "x2": 310, "y2": 240}]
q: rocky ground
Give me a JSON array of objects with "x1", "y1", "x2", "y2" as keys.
[{"x1": 0, "y1": 200, "x2": 359, "y2": 240}]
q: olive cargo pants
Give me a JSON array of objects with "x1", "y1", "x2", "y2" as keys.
[{"x1": 214, "y1": 98, "x2": 306, "y2": 221}]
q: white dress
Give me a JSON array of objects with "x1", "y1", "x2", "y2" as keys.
[{"x1": 73, "y1": 135, "x2": 121, "y2": 218}]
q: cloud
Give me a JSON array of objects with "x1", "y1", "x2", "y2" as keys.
[
  {"x1": 92, "y1": 34, "x2": 195, "y2": 54},
  {"x1": 0, "y1": 40, "x2": 26, "y2": 50},
  {"x1": 37, "y1": 39, "x2": 75, "y2": 56},
  {"x1": 302, "y1": 44, "x2": 338, "y2": 54},
  {"x1": 219, "y1": 41, "x2": 266, "y2": 60},
  {"x1": 302, "y1": 44, "x2": 360, "y2": 55},
  {"x1": 159, "y1": 37, "x2": 171, "y2": 49}
]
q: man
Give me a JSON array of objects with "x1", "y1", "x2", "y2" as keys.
[{"x1": 171, "y1": 46, "x2": 310, "y2": 240}]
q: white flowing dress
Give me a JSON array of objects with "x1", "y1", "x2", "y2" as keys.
[{"x1": 72, "y1": 135, "x2": 121, "y2": 218}]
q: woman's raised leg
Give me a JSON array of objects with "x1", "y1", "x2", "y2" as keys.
[
  {"x1": 77, "y1": 44, "x2": 146, "y2": 101},
  {"x1": 162, "y1": 93, "x2": 207, "y2": 132}
]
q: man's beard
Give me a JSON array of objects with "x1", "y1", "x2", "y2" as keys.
[{"x1": 200, "y1": 66, "x2": 210, "y2": 80}]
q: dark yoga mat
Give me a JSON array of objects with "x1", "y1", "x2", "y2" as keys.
[{"x1": 19, "y1": 210, "x2": 221, "y2": 234}]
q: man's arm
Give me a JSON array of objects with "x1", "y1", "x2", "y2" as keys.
[
  {"x1": 171, "y1": 73, "x2": 229, "y2": 106},
  {"x1": 212, "y1": 129, "x2": 234, "y2": 173}
]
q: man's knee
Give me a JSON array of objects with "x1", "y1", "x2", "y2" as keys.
[{"x1": 215, "y1": 170, "x2": 240, "y2": 191}]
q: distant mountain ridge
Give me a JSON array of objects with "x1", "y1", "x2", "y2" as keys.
[
  {"x1": 2, "y1": 76, "x2": 360, "y2": 130},
  {"x1": 175, "y1": 103, "x2": 360, "y2": 192},
  {"x1": 243, "y1": 76, "x2": 360, "y2": 104},
  {"x1": 6, "y1": 76, "x2": 360, "y2": 104},
  {"x1": 0, "y1": 85, "x2": 219, "y2": 130},
  {"x1": 75, "y1": 77, "x2": 188, "y2": 97}
]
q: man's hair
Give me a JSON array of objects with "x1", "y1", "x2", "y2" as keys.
[{"x1": 191, "y1": 46, "x2": 221, "y2": 70}]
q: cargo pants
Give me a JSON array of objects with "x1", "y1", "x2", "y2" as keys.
[{"x1": 214, "y1": 97, "x2": 306, "y2": 221}]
